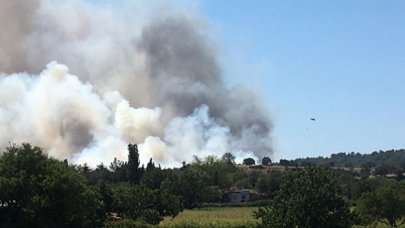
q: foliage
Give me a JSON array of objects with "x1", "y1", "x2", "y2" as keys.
[
  {"x1": 356, "y1": 181, "x2": 405, "y2": 227},
  {"x1": 261, "y1": 157, "x2": 271, "y2": 166},
  {"x1": 145, "y1": 158, "x2": 155, "y2": 172},
  {"x1": 221, "y1": 152, "x2": 236, "y2": 165},
  {"x1": 140, "y1": 166, "x2": 167, "y2": 190},
  {"x1": 110, "y1": 183, "x2": 181, "y2": 225},
  {"x1": 96, "y1": 181, "x2": 114, "y2": 221},
  {"x1": 85, "y1": 163, "x2": 111, "y2": 184},
  {"x1": 109, "y1": 157, "x2": 128, "y2": 183},
  {"x1": 254, "y1": 166, "x2": 353, "y2": 228},
  {"x1": 0, "y1": 143, "x2": 99, "y2": 227},
  {"x1": 127, "y1": 144, "x2": 142, "y2": 185},
  {"x1": 243, "y1": 158, "x2": 255, "y2": 166},
  {"x1": 279, "y1": 159, "x2": 298, "y2": 167},
  {"x1": 163, "y1": 166, "x2": 220, "y2": 209},
  {"x1": 4, "y1": 142, "x2": 405, "y2": 227},
  {"x1": 255, "y1": 172, "x2": 283, "y2": 198},
  {"x1": 190, "y1": 156, "x2": 235, "y2": 189}
]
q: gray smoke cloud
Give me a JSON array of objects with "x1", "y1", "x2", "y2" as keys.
[{"x1": 0, "y1": 0, "x2": 272, "y2": 166}]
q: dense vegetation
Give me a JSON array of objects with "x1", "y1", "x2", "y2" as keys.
[
  {"x1": 254, "y1": 166, "x2": 353, "y2": 227},
  {"x1": 1, "y1": 143, "x2": 404, "y2": 227}
]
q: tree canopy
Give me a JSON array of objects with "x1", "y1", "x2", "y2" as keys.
[
  {"x1": 221, "y1": 152, "x2": 236, "y2": 165},
  {"x1": 0, "y1": 143, "x2": 99, "y2": 228},
  {"x1": 243, "y1": 158, "x2": 255, "y2": 166},
  {"x1": 127, "y1": 144, "x2": 142, "y2": 185},
  {"x1": 261, "y1": 156, "x2": 271, "y2": 166},
  {"x1": 356, "y1": 181, "x2": 405, "y2": 227},
  {"x1": 254, "y1": 166, "x2": 352, "y2": 228}
]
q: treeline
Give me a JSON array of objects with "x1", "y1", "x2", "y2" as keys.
[
  {"x1": 1, "y1": 143, "x2": 405, "y2": 227},
  {"x1": 285, "y1": 149, "x2": 405, "y2": 173},
  {"x1": 292, "y1": 148, "x2": 405, "y2": 167}
]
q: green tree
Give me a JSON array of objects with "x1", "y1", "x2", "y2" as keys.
[
  {"x1": 127, "y1": 144, "x2": 142, "y2": 185},
  {"x1": 356, "y1": 182, "x2": 405, "y2": 227},
  {"x1": 85, "y1": 163, "x2": 111, "y2": 184},
  {"x1": 96, "y1": 181, "x2": 113, "y2": 221},
  {"x1": 0, "y1": 143, "x2": 99, "y2": 227},
  {"x1": 109, "y1": 157, "x2": 128, "y2": 183},
  {"x1": 256, "y1": 172, "x2": 283, "y2": 199},
  {"x1": 243, "y1": 158, "x2": 255, "y2": 166},
  {"x1": 162, "y1": 167, "x2": 217, "y2": 208},
  {"x1": 254, "y1": 166, "x2": 352, "y2": 228},
  {"x1": 145, "y1": 158, "x2": 155, "y2": 172},
  {"x1": 262, "y1": 156, "x2": 272, "y2": 166},
  {"x1": 221, "y1": 152, "x2": 236, "y2": 165},
  {"x1": 140, "y1": 166, "x2": 167, "y2": 190},
  {"x1": 279, "y1": 159, "x2": 290, "y2": 166},
  {"x1": 191, "y1": 156, "x2": 235, "y2": 189},
  {"x1": 111, "y1": 184, "x2": 181, "y2": 225}
]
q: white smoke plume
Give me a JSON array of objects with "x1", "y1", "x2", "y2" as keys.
[{"x1": 0, "y1": 0, "x2": 272, "y2": 167}]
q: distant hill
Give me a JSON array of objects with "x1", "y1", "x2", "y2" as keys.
[{"x1": 291, "y1": 149, "x2": 405, "y2": 169}]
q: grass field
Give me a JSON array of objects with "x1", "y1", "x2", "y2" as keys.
[
  {"x1": 159, "y1": 207, "x2": 405, "y2": 228},
  {"x1": 159, "y1": 207, "x2": 260, "y2": 228}
]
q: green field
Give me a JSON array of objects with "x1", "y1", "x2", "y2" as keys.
[{"x1": 159, "y1": 207, "x2": 260, "y2": 228}]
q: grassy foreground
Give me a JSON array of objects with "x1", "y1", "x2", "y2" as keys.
[{"x1": 159, "y1": 207, "x2": 260, "y2": 228}]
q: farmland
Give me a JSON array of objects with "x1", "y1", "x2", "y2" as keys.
[{"x1": 159, "y1": 207, "x2": 260, "y2": 228}]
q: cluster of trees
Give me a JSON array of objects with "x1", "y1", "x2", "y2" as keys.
[
  {"x1": 356, "y1": 181, "x2": 405, "y2": 227},
  {"x1": 240, "y1": 155, "x2": 271, "y2": 166},
  {"x1": 254, "y1": 166, "x2": 405, "y2": 228},
  {"x1": 254, "y1": 166, "x2": 353, "y2": 227},
  {"x1": 0, "y1": 143, "x2": 273, "y2": 227},
  {"x1": 0, "y1": 144, "x2": 99, "y2": 227},
  {"x1": 0, "y1": 144, "x2": 182, "y2": 227},
  {"x1": 1, "y1": 143, "x2": 405, "y2": 227}
]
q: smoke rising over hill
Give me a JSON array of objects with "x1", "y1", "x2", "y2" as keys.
[{"x1": 0, "y1": 0, "x2": 272, "y2": 166}]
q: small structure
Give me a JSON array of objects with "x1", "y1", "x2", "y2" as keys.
[{"x1": 225, "y1": 189, "x2": 259, "y2": 203}]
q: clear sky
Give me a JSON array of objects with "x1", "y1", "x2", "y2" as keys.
[{"x1": 198, "y1": 0, "x2": 405, "y2": 160}]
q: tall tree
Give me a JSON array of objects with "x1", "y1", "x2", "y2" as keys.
[
  {"x1": 127, "y1": 144, "x2": 142, "y2": 185},
  {"x1": 146, "y1": 158, "x2": 155, "y2": 172}
]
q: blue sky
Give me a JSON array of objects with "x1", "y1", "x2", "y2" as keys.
[{"x1": 199, "y1": 0, "x2": 405, "y2": 160}]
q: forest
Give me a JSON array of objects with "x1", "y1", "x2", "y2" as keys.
[{"x1": 1, "y1": 143, "x2": 405, "y2": 227}]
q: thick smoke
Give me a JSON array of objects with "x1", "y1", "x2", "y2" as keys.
[{"x1": 0, "y1": 0, "x2": 272, "y2": 167}]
